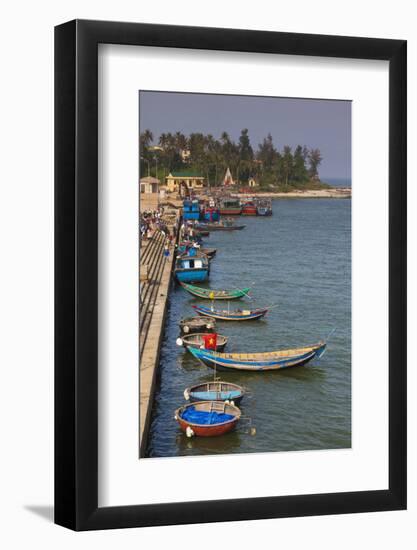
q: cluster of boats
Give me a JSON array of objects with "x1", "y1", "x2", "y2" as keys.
[
  {"x1": 183, "y1": 196, "x2": 273, "y2": 221},
  {"x1": 172, "y1": 214, "x2": 328, "y2": 439}
]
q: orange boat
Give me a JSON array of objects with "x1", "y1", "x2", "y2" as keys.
[{"x1": 174, "y1": 400, "x2": 241, "y2": 437}]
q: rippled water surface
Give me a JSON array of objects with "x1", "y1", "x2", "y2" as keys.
[{"x1": 145, "y1": 198, "x2": 351, "y2": 457}]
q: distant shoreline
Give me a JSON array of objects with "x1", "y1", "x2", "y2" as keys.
[{"x1": 233, "y1": 188, "x2": 351, "y2": 199}]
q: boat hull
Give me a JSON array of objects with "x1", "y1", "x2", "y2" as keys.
[
  {"x1": 175, "y1": 401, "x2": 241, "y2": 437},
  {"x1": 188, "y1": 343, "x2": 326, "y2": 371},
  {"x1": 175, "y1": 269, "x2": 209, "y2": 283},
  {"x1": 196, "y1": 223, "x2": 245, "y2": 231},
  {"x1": 179, "y1": 316, "x2": 216, "y2": 334},
  {"x1": 257, "y1": 208, "x2": 272, "y2": 216},
  {"x1": 219, "y1": 208, "x2": 242, "y2": 215},
  {"x1": 192, "y1": 304, "x2": 268, "y2": 321},
  {"x1": 185, "y1": 382, "x2": 244, "y2": 404},
  {"x1": 180, "y1": 282, "x2": 250, "y2": 300},
  {"x1": 241, "y1": 207, "x2": 257, "y2": 216},
  {"x1": 181, "y1": 332, "x2": 228, "y2": 352},
  {"x1": 183, "y1": 212, "x2": 200, "y2": 221},
  {"x1": 201, "y1": 248, "x2": 216, "y2": 258}
]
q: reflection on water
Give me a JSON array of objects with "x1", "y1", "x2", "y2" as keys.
[{"x1": 145, "y1": 199, "x2": 351, "y2": 458}]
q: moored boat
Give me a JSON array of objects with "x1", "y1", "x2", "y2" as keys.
[
  {"x1": 182, "y1": 199, "x2": 201, "y2": 221},
  {"x1": 179, "y1": 332, "x2": 228, "y2": 352},
  {"x1": 203, "y1": 206, "x2": 220, "y2": 222},
  {"x1": 188, "y1": 341, "x2": 327, "y2": 371},
  {"x1": 201, "y1": 248, "x2": 217, "y2": 259},
  {"x1": 179, "y1": 281, "x2": 250, "y2": 300},
  {"x1": 178, "y1": 242, "x2": 216, "y2": 259},
  {"x1": 241, "y1": 201, "x2": 258, "y2": 216},
  {"x1": 174, "y1": 250, "x2": 209, "y2": 283},
  {"x1": 184, "y1": 381, "x2": 244, "y2": 404},
  {"x1": 195, "y1": 220, "x2": 245, "y2": 231},
  {"x1": 257, "y1": 199, "x2": 273, "y2": 216},
  {"x1": 179, "y1": 316, "x2": 216, "y2": 334},
  {"x1": 174, "y1": 400, "x2": 241, "y2": 437},
  {"x1": 192, "y1": 304, "x2": 268, "y2": 321},
  {"x1": 219, "y1": 198, "x2": 242, "y2": 215},
  {"x1": 194, "y1": 229, "x2": 210, "y2": 237}
]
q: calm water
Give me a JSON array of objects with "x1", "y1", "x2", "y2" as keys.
[
  {"x1": 322, "y1": 177, "x2": 351, "y2": 187},
  {"x1": 145, "y1": 199, "x2": 351, "y2": 457}
]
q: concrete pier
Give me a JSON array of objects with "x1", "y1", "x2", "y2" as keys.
[{"x1": 139, "y1": 213, "x2": 178, "y2": 457}]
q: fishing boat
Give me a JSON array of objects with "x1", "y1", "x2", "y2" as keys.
[
  {"x1": 192, "y1": 304, "x2": 268, "y2": 321},
  {"x1": 179, "y1": 282, "x2": 250, "y2": 300},
  {"x1": 179, "y1": 316, "x2": 216, "y2": 334},
  {"x1": 187, "y1": 341, "x2": 327, "y2": 371},
  {"x1": 203, "y1": 206, "x2": 220, "y2": 222},
  {"x1": 257, "y1": 199, "x2": 273, "y2": 216},
  {"x1": 194, "y1": 229, "x2": 210, "y2": 237},
  {"x1": 182, "y1": 233, "x2": 203, "y2": 245},
  {"x1": 178, "y1": 242, "x2": 217, "y2": 259},
  {"x1": 195, "y1": 220, "x2": 245, "y2": 231},
  {"x1": 201, "y1": 248, "x2": 217, "y2": 259},
  {"x1": 182, "y1": 199, "x2": 200, "y2": 221},
  {"x1": 241, "y1": 201, "x2": 258, "y2": 216},
  {"x1": 174, "y1": 400, "x2": 241, "y2": 437},
  {"x1": 178, "y1": 332, "x2": 228, "y2": 352},
  {"x1": 174, "y1": 250, "x2": 209, "y2": 283},
  {"x1": 183, "y1": 381, "x2": 244, "y2": 404},
  {"x1": 219, "y1": 198, "x2": 242, "y2": 215}
]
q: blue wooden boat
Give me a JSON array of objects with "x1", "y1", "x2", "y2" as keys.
[
  {"x1": 187, "y1": 342, "x2": 327, "y2": 372},
  {"x1": 184, "y1": 381, "x2": 245, "y2": 404},
  {"x1": 192, "y1": 304, "x2": 268, "y2": 321},
  {"x1": 183, "y1": 199, "x2": 200, "y2": 221},
  {"x1": 175, "y1": 250, "x2": 209, "y2": 283}
]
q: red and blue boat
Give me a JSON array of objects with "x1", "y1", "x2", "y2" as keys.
[{"x1": 174, "y1": 400, "x2": 241, "y2": 437}]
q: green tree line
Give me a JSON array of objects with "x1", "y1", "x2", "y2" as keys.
[{"x1": 140, "y1": 128, "x2": 328, "y2": 190}]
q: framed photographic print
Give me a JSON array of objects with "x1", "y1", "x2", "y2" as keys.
[{"x1": 55, "y1": 20, "x2": 406, "y2": 530}]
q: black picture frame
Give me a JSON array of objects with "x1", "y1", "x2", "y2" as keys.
[{"x1": 55, "y1": 19, "x2": 407, "y2": 531}]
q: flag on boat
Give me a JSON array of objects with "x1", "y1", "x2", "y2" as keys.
[{"x1": 203, "y1": 333, "x2": 217, "y2": 350}]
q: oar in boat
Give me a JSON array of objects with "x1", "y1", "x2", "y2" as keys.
[
  {"x1": 325, "y1": 328, "x2": 337, "y2": 341},
  {"x1": 233, "y1": 287, "x2": 253, "y2": 300}
]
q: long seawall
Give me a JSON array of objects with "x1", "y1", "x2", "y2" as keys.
[{"x1": 139, "y1": 215, "x2": 178, "y2": 457}]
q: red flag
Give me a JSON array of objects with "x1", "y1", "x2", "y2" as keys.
[{"x1": 203, "y1": 333, "x2": 217, "y2": 350}]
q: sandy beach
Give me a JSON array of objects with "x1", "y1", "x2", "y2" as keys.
[{"x1": 235, "y1": 188, "x2": 351, "y2": 199}]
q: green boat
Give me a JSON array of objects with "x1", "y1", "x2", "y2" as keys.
[{"x1": 179, "y1": 282, "x2": 250, "y2": 300}]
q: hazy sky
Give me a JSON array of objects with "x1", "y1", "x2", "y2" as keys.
[{"x1": 139, "y1": 91, "x2": 351, "y2": 180}]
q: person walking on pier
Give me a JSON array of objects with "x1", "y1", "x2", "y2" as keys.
[{"x1": 164, "y1": 242, "x2": 170, "y2": 262}]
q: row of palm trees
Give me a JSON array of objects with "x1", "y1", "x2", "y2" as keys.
[{"x1": 140, "y1": 129, "x2": 323, "y2": 188}]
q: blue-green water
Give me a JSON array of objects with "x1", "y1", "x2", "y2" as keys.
[{"x1": 145, "y1": 199, "x2": 351, "y2": 457}]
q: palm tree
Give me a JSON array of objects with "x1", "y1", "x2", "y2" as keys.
[
  {"x1": 308, "y1": 148, "x2": 322, "y2": 178},
  {"x1": 140, "y1": 129, "x2": 153, "y2": 151},
  {"x1": 282, "y1": 146, "x2": 293, "y2": 187}
]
